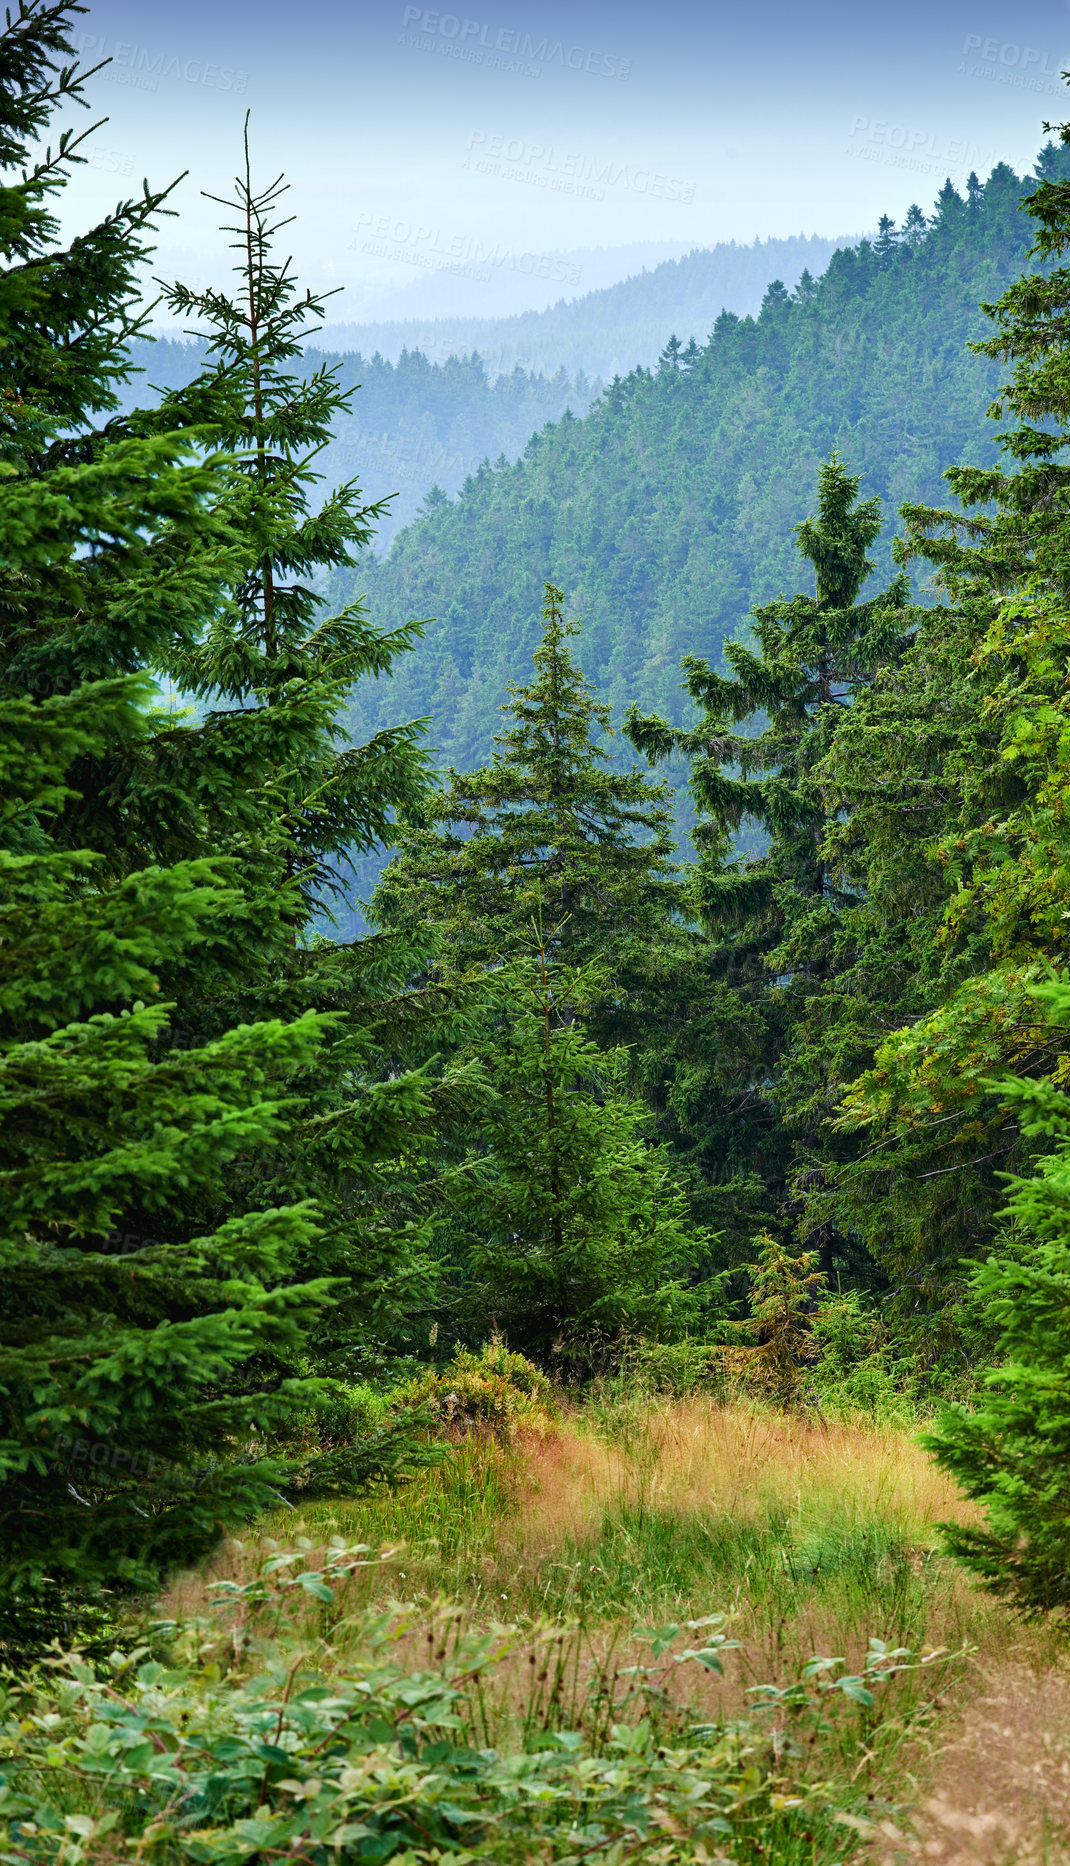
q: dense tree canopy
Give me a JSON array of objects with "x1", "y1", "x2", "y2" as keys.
[{"x1": 336, "y1": 151, "x2": 1070, "y2": 800}]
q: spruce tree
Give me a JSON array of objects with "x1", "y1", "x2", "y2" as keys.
[
  {"x1": 374, "y1": 584, "x2": 762, "y2": 1255},
  {"x1": 0, "y1": 1, "x2": 352, "y2": 1628},
  {"x1": 727, "y1": 1236, "x2": 826, "y2": 1410},
  {"x1": 821, "y1": 117, "x2": 1070, "y2": 1342},
  {"x1": 0, "y1": 1, "x2": 441, "y2": 1637},
  {"x1": 375, "y1": 582, "x2": 680, "y2": 1039},
  {"x1": 626, "y1": 455, "x2": 908, "y2": 1272},
  {"x1": 0, "y1": 683, "x2": 337, "y2": 1644},
  {"x1": 120, "y1": 126, "x2": 459, "y2": 1365},
  {"x1": 456, "y1": 919, "x2": 705, "y2": 1369},
  {"x1": 923, "y1": 975, "x2": 1070, "y2": 1613}
]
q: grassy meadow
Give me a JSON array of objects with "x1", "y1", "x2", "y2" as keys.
[{"x1": 138, "y1": 1389, "x2": 1070, "y2": 1864}]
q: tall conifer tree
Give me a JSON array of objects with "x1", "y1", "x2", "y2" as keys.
[
  {"x1": 375, "y1": 583, "x2": 679, "y2": 1044},
  {"x1": 821, "y1": 113, "x2": 1070, "y2": 1344},
  {"x1": 0, "y1": 2, "x2": 446, "y2": 1640},
  {"x1": 375, "y1": 585, "x2": 762, "y2": 1255},
  {"x1": 134, "y1": 128, "x2": 464, "y2": 1364},
  {"x1": 626, "y1": 456, "x2": 908, "y2": 1270},
  {"x1": 0, "y1": 4, "x2": 356, "y2": 1640},
  {"x1": 457, "y1": 923, "x2": 705, "y2": 1369}
]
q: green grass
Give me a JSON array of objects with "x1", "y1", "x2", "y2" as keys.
[{"x1": 8, "y1": 1396, "x2": 1043, "y2": 1866}]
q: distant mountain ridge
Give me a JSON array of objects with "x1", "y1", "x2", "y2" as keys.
[
  {"x1": 332, "y1": 156, "x2": 1065, "y2": 814},
  {"x1": 313, "y1": 232, "x2": 857, "y2": 380},
  {"x1": 116, "y1": 341, "x2": 599, "y2": 547}
]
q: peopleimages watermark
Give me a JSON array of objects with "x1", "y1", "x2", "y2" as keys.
[
  {"x1": 351, "y1": 212, "x2": 583, "y2": 287},
  {"x1": 76, "y1": 31, "x2": 249, "y2": 93},
  {"x1": 52, "y1": 1430, "x2": 240, "y2": 1502},
  {"x1": 958, "y1": 33, "x2": 1067, "y2": 96},
  {"x1": 399, "y1": 7, "x2": 631, "y2": 80},
  {"x1": 846, "y1": 116, "x2": 998, "y2": 177},
  {"x1": 88, "y1": 147, "x2": 136, "y2": 177},
  {"x1": 464, "y1": 129, "x2": 694, "y2": 204}
]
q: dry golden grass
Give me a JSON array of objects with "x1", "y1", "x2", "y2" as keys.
[
  {"x1": 155, "y1": 1396, "x2": 1070, "y2": 1848},
  {"x1": 874, "y1": 1650, "x2": 1070, "y2": 1866},
  {"x1": 159, "y1": 1396, "x2": 973, "y2": 1627},
  {"x1": 509, "y1": 1395, "x2": 975, "y2": 1547},
  {"x1": 158, "y1": 1397, "x2": 987, "y2": 1712}
]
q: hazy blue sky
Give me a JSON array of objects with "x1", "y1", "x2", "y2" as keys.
[{"x1": 57, "y1": 0, "x2": 1070, "y2": 322}]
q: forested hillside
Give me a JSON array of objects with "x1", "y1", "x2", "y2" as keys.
[
  {"x1": 316, "y1": 231, "x2": 851, "y2": 378},
  {"x1": 339, "y1": 157, "x2": 1062, "y2": 774},
  {"x1": 12, "y1": 6, "x2": 1070, "y2": 1853},
  {"x1": 117, "y1": 339, "x2": 598, "y2": 545}
]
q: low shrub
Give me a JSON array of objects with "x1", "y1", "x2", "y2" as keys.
[
  {"x1": 811, "y1": 1294, "x2": 915, "y2": 1426},
  {"x1": 0, "y1": 1541, "x2": 955, "y2": 1866},
  {"x1": 392, "y1": 1341, "x2": 559, "y2": 1440},
  {"x1": 280, "y1": 1379, "x2": 394, "y2": 1453}
]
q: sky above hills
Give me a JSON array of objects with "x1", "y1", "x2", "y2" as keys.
[{"x1": 59, "y1": 0, "x2": 1070, "y2": 322}]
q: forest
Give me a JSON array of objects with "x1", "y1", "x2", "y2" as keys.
[
  {"x1": 5, "y1": 2, "x2": 1070, "y2": 1861},
  {"x1": 342, "y1": 150, "x2": 1070, "y2": 774},
  {"x1": 113, "y1": 338, "x2": 601, "y2": 547},
  {"x1": 315, "y1": 229, "x2": 849, "y2": 379}
]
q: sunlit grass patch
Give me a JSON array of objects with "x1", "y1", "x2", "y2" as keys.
[
  {"x1": 163, "y1": 1393, "x2": 982, "y2": 1666},
  {"x1": 140, "y1": 1394, "x2": 1070, "y2": 1864}
]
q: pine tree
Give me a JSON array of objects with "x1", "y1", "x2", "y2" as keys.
[
  {"x1": 0, "y1": 2, "x2": 441, "y2": 1638},
  {"x1": 0, "y1": 682, "x2": 337, "y2": 1644},
  {"x1": 821, "y1": 116, "x2": 1070, "y2": 1343},
  {"x1": 455, "y1": 918, "x2": 705, "y2": 1370},
  {"x1": 923, "y1": 975, "x2": 1070, "y2": 1613},
  {"x1": 726, "y1": 1236, "x2": 826, "y2": 1410},
  {"x1": 902, "y1": 203, "x2": 928, "y2": 248},
  {"x1": 129, "y1": 125, "x2": 463, "y2": 1365},
  {"x1": 374, "y1": 582, "x2": 681, "y2": 1054},
  {"x1": 626, "y1": 455, "x2": 908, "y2": 1273},
  {"x1": 374, "y1": 584, "x2": 766, "y2": 1258},
  {"x1": 0, "y1": 0, "x2": 345, "y2": 1628},
  {"x1": 874, "y1": 215, "x2": 899, "y2": 264}
]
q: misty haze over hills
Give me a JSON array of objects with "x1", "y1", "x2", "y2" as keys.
[
  {"x1": 330, "y1": 239, "x2": 694, "y2": 325},
  {"x1": 310, "y1": 232, "x2": 857, "y2": 380},
  {"x1": 130, "y1": 229, "x2": 859, "y2": 541}
]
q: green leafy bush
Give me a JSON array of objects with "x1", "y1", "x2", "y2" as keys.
[
  {"x1": 811, "y1": 1295, "x2": 914, "y2": 1426},
  {"x1": 392, "y1": 1342, "x2": 559, "y2": 1440},
  {"x1": 0, "y1": 1542, "x2": 948, "y2": 1865}
]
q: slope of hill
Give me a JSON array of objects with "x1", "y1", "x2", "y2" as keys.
[
  {"x1": 116, "y1": 342, "x2": 599, "y2": 547},
  {"x1": 314, "y1": 233, "x2": 855, "y2": 380},
  {"x1": 337, "y1": 157, "x2": 1062, "y2": 780}
]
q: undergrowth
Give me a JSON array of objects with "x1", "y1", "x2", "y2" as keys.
[{"x1": 0, "y1": 1392, "x2": 1039, "y2": 1863}]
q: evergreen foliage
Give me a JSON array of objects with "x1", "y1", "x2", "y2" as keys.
[
  {"x1": 336, "y1": 154, "x2": 1066, "y2": 787},
  {"x1": 817, "y1": 117, "x2": 1070, "y2": 1343},
  {"x1": 374, "y1": 587, "x2": 762, "y2": 1254},
  {"x1": 115, "y1": 337, "x2": 600, "y2": 550},
  {"x1": 0, "y1": 0, "x2": 343, "y2": 1634},
  {"x1": 0, "y1": 683, "x2": 336, "y2": 1641},
  {"x1": 727, "y1": 1237, "x2": 826, "y2": 1410},
  {"x1": 375, "y1": 583, "x2": 680, "y2": 1044},
  {"x1": 454, "y1": 930, "x2": 705, "y2": 1370},
  {"x1": 142, "y1": 125, "x2": 467, "y2": 1367},
  {"x1": 625, "y1": 456, "x2": 907, "y2": 1274},
  {"x1": 0, "y1": 3, "x2": 441, "y2": 1636},
  {"x1": 924, "y1": 977, "x2": 1070, "y2": 1614}
]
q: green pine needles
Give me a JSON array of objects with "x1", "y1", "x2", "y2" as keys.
[
  {"x1": 925, "y1": 975, "x2": 1070, "y2": 1615},
  {"x1": 0, "y1": 2, "x2": 441, "y2": 1639},
  {"x1": 0, "y1": 684, "x2": 336, "y2": 1641},
  {"x1": 461, "y1": 915, "x2": 707, "y2": 1370}
]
